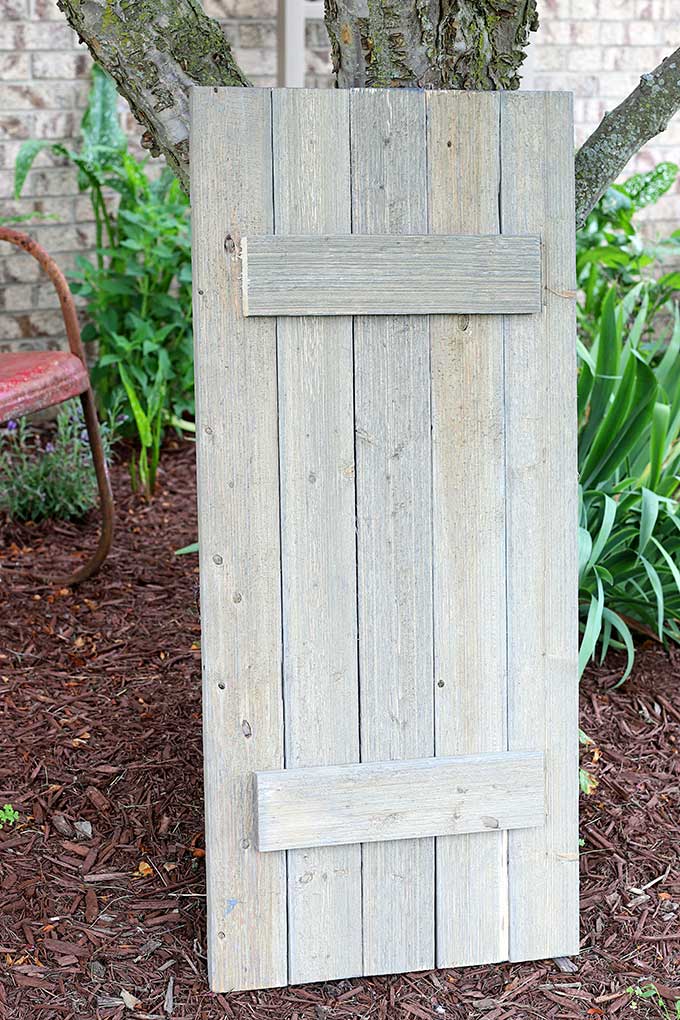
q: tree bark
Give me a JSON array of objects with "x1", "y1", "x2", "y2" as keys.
[
  {"x1": 324, "y1": 1, "x2": 538, "y2": 90},
  {"x1": 56, "y1": 0, "x2": 680, "y2": 226},
  {"x1": 56, "y1": 0, "x2": 249, "y2": 193},
  {"x1": 574, "y1": 46, "x2": 680, "y2": 226}
]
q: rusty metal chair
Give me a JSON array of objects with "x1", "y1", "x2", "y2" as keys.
[{"x1": 0, "y1": 227, "x2": 114, "y2": 584}]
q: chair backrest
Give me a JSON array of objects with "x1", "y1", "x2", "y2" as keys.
[{"x1": 0, "y1": 227, "x2": 87, "y2": 365}]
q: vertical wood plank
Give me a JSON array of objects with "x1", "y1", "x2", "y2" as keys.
[
  {"x1": 273, "y1": 88, "x2": 363, "y2": 985},
  {"x1": 350, "y1": 88, "x2": 435, "y2": 977},
  {"x1": 501, "y1": 91, "x2": 580, "y2": 961},
  {"x1": 426, "y1": 91, "x2": 509, "y2": 967},
  {"x1": 190, "y1": 87, "x2": 287, "y2": 992}
]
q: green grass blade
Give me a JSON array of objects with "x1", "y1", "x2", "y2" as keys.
[
  {"x1": 640, "y1": 554, "x2": 664, "y2": 637},
  {"x1": 638, "y1": 487, "x2": 659, "y2": 554},
  {"x1": 605, "y1": 609, "x2": 636, "y2": 686}
]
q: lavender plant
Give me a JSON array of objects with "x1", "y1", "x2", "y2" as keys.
[{"x1": 0, "y1": 401, "x2": 110, "y2": 522}]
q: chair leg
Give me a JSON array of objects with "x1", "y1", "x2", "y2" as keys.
[{"x1": 64, "y1": 387, "x2": 115, "y2": 586}]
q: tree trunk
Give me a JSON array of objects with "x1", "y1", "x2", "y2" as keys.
[{"x1": 324, "y1": 1, "x2": 537, "y2": 90}]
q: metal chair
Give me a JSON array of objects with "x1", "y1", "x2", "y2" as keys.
[{"x1": 0, "y1": 227, "x2": 114, "y2": 584}]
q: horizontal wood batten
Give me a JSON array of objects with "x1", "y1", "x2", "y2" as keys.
[
  {"x1": 255, "y1": 751, "x2": 545, "y2": 852},
  {"x1": 241, "y1": 234, "x2": 542, "y2": 316}
]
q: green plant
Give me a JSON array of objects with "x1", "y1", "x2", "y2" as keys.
[
  {"x1": 578, "y1": 287, "x2": 680, "y2": 682},
  {"x1": 627, "y1": 984, "x2": 680, "y2": 1019},
  {"x1": 0, "y1": 401, "x2": 109, "y2": 523},
  {"x1": 577, "y1": 161, "x2": 680, "y2": 344},
  {"x1": 14, "y1": 66, "x2": 194, "y2": 498},
  {"x1": 577, "y1": 167, "x2": 680, "y2": 683},
  {"x1": 0, "y1": 804, "x2": 19, "y2": 829},
  {"x1": 579, "y1": 729, "x2": 598, "y2": 796}
]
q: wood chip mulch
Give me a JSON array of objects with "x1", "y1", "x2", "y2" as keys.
[{"x1": 1, "y1": 441, "x2": 679, "y2": 1019}]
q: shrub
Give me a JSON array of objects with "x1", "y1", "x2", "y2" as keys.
[
  {"x1": 577, "y1": 161, "x2": 680, "y2": 344},
  {"x1": 0, "y1": 401, "x2": 109, "y2": 523},
  {"x1": 14, "y1": 66, "x2": 193, "y2": 498},
  {"x1": 578, "y1": 166, "x2": 680, "y2": 682}
]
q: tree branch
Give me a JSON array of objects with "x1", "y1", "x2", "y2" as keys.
[
  {"x1": 56, "y1": 0, "x2": 249, "y2": 193},
  {"x1": 56, "y1": 0, "x2": 680, "y2": 228},
  {"x1": 575, "y1": 46, "x2": 680, "y2": 226}
]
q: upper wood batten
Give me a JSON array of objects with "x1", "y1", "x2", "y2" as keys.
[{"x1": 241, "y1": 234, "x2": 542, "y2": 316}]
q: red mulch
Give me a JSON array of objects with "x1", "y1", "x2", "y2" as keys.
[{"x1": 1, "y1": 441, "x2": 679, "y2": 1019}]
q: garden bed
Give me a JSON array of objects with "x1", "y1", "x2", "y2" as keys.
[{"x1": 0, "y1": 441, "x2": 679, "y2": 1019}]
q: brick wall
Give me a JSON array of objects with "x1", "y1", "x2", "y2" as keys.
[
  {"x1": 1, "y1": 0, "x2": 679, "y2": 353},
  {"x1": 522, "y1": 0, "x2": 680, "y2": 237}
]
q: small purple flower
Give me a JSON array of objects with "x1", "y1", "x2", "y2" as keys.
[
  {"x1": 6, "y1": 420, "x2": 17, "y2": 431},
  {"x1": 45, "y1": 442, "x2": 55, "y2": 454},
  {"x1": 80, "y1": 429, "x2": 88, "y2": 442}
]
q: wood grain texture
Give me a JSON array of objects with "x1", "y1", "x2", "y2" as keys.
[
  {"x1": 427, "y1": 90, "x2": 510, "y2": 968},
  {"x1": 191, "y1": 87, "x2": 287, "y2": 993},
  {"x1": 272, "y1": 88, "x2": 363, "y2": 986},
  {"x1": 193, "y1": 86, "x2": 579, "y2": 989},
  {"x1": 241, "y1": 234, "x2": 542, "y2": 316},
  {"x1": 255, "y1": 752, "x2": 545, "y2": 851},
  {"x1": 501, "y1": 91, "x2": 580, "y2": 961},
  {"x1": 350, "y1": 87, "x2": 434, "y2": 977}
]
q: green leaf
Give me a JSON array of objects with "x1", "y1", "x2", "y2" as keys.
[
  {"x1": 651, "y1": 535, "x2": 680, "y2": 598},
  {"x1": 640, "y1": 554, "x2": 664, "y2": 638},
  {"x1": 621, "y1": 161, "x2": 678, "y2": 210},
  {"x1": 118, "y1": 364, "x2": 151, "y2": 448},
  {"x1": 175, "y1": 541, "x2": 199, "y2": 556},
  {"x1": 14, "y1": 140, "x2": 72, "y2": 198},
  {"x1": 605, "y1": 610, "x2": 635, "y2": 686},
  {"x1": 578, "y1": 526, "x2": 593, "y2": 579},
  {"x1": 587, "y1": 493, "x2": 617, "y2": 569},
  {"x1": 581, "y1": 354, "x2": 657, "y2": 488},
  {"x1": 579, "y1": 288, "x2": 621, "y2": 458},
  {"x1": 80, "y1": 63, "x2": 127, "y2": 164},
  {"x1": 638, "y1": 487, "x2": 659, "y2": 554},
  {"x1": 579, "y1": 574, "x2": 604, "y2": 678},
  {"x1": 649, "y1": 403, "x2": 670, "y2": 490},
  {"x1": 580, "y1": 767, "x2": 598, "y2": 795}
]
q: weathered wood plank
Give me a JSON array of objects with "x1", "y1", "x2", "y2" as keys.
[
  {"x1": 241, "y1": 234, "x2": 542, "y2": 316},
  {"x1": 272, "y1": 88, "x2": 363, "y2": 986},
  {"x1": 191, "y1": 87, "x2": 287, "y2": 993},
  {"x1": 350, "y1": 87, "x2": 434, "y2": 977},
  {"x1": 427, "y1": 90, "x2": 510, "y2": 968},
  {"x1": 501, "y1": 91, "x2": 580, "y2": 961},
  {"x1": 255, "y1": 751, "x2": 545, "y2": 851}
]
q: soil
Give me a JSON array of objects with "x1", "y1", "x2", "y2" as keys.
[{"x1": 1, "y1": 441, "x2": 679, "y2": 1019}]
